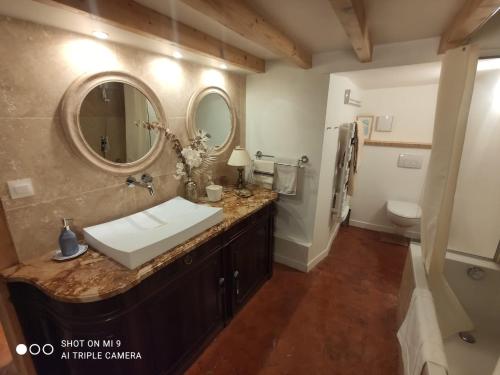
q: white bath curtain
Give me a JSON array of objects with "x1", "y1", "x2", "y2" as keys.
[{"x1": 421, "y1": 45, "x2": 478, "y2": 338}]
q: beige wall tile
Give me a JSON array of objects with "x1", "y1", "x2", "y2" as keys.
[
  {"x1": 0, "y1": 206, "x2": 17, "y2": 270},
  {"x1": 0, "y1": 16, "x2": 246, "y2": 262}
]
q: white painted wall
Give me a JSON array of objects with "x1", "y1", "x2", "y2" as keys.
[
  {"x1": 350, "y1": 146, "x2": 431, "y2": 237},
  {"x1": 246, "y1": 61, "x2": 329, "y2": 270},
  {"x1": 349, "y1": 83, "x2": 438, "y2": 237},
  {"x1": 308, "y1": 75, "x2": 362, "y2": 266},
  {"x1": 246, "y1": 62, "x2": 443, "y2": 269},
  {"x1": 449, "y1": 68, "x2": 500, "y2": 258},
  {"x1": 362, "y1": 84, "x2": 438, "y2": 143}
]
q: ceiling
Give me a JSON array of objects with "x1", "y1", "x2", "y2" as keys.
[
  {"x1": 136, "y1": 0, "x2": 280, "y2": 59},
  {"x1": 1, "y1": 0, "x2": 496, "y2": 74},
  {"x1": 137, "y1": 0, "x2": 467, "y2": 58},
  {"x1": 335, "y1": 56, "x2": 500, "y2": 90},
  {"x1": 365, "y1": 0, "x2": 466, "y2": 46},
  {"x1": 338, "y1": 62, "x2": 442, "y2": 89},
  {"x1": 472, "y1": 11, "x2": 500, "y2": 52}
]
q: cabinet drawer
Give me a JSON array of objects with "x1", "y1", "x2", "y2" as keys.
[
  {"x1": 142, "y1": 236, "x2": 223, "y2": 298},
  {"x1": 225, "y1": 204, "x2": 270, "y2": 242}
]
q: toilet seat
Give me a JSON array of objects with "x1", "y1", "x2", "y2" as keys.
[{"x1": 387, "y1": 200, "x2": 421, "y2": 219}]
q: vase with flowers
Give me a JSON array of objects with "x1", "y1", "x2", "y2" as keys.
[{"x1": 136, "y1": 120, "x2": 215, "y2": 202}]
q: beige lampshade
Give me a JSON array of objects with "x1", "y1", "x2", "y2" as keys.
[{"x1": 227, "y1": 146, "x2": 251, "y2": 167}]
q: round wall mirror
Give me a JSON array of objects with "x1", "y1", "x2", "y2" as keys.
[
  {"x1": 187, "y1": 87, "x2": 236, "y2": 155},
  {"x1": 61, "y1": 72, "x2": 166, "y2": 175},
  {"x1": 79, "y1": 83, "x2": 159, "y2": 163}
]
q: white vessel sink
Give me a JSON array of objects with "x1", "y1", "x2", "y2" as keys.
[{"x1": 83, "y1": 197, "x2": 224, "y2": 269}]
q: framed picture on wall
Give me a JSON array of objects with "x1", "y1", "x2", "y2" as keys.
[
  {"x1": 375, "y1": 115, "x2": 394, "y2": 132},
  {"x1": 356, "y1": 115, "x2": 374, "y2": 140}
]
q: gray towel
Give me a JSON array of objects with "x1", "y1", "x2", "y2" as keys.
[{"x1": 274, "y1": 164, "x2": 297, "y2": 195}]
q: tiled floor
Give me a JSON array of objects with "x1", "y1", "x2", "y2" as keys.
[{"x1": 187, "y1": 226, "x2": 407, "y2": 375}]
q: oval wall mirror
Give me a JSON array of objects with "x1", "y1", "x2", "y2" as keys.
[
  {"x1": 61, "y1": 72, "x2": 166, "y2": 175},
  {"x1": 187, "y1": 87, "x2": 236, "y2": 155}
]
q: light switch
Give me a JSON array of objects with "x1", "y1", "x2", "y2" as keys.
[
  {"x1": 398, "y1": 154, "x2": 423, "y2": 169},
  {"x1": 7, "y1": 178, "x2": 35, "y2": 199}
]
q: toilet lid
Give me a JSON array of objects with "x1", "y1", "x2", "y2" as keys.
[{"x1": 387, "y1": 200, "x2": 422, "y2": 219}]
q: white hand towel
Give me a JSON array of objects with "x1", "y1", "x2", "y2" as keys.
[
  {"x1": 397, "y1": 288, "x2": 448, "y2": 375},
  {"x1": 274, "y1": 164, "x2": 297, "y2": 195},
  {"x1": 253, "y1": 160, "x2": 274, "y2": 190}
]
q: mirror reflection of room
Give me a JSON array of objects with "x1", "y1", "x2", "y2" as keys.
[
  {"x1": 195, "y1": 93, "x2": 232, "y2": 149},
  {"x1": 79, "y1": 82, "x2": 158, "y2": 163}
]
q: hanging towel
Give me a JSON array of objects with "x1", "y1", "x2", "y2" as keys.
[
  {"x1": 347, "y1": 121, "x2": 365, "y2": 196},
  {"x1": 252, "y1": 160, "x2": 274, "y2": 190},
  {"x1": 397, "y1": 288, "x2": 448, "y2": 375},
  {"x1": 274, "y1": 164, "x2": 298, "y2": 195}
]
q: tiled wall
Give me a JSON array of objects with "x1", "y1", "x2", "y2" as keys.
[{"x1": 0, "y1": 16, "x2": 245, "y2": 262}]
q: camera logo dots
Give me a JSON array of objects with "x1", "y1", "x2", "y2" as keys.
[
  {"x1": 16, "y1": 344, "x2": 27, "y2": 355},
  {"x1": 16, "y1": 343, "x2": 54, "y2": 356}
]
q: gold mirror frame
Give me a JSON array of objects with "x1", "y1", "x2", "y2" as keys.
[
  {"x1": 61, "y1": 71, "x2": 166, "y2": 175},
  {"x1": 186, "y1": 86, "x2": 236, "y2": 156}
]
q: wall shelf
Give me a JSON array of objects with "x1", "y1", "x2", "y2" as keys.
[{"x1": 364, "y1": 140, "x2": 432, "y2": 149}]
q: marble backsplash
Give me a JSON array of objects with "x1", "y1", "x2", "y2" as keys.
[{"x1": 0, "y1": 16, "x2": 246, "y2": 262}]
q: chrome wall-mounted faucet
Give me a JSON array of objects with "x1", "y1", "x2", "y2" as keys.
[{"x1": 126, "y1": 174, "x2": 155, "y2": 196}]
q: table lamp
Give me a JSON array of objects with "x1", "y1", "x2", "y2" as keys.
[{"x1": 227, "y1": 146, "x2": 252, "y2": 197}]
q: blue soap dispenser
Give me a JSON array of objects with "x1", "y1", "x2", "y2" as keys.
[{"x1": 59, "y1": 218, "x2": 79, "y2": 257}]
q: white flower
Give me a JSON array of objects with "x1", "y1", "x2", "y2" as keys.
[
  {"x1": 176, "y1": 162, "x2": 185, "y2": 172},
  {"x1": 174, "y1": 162, "x2": 187, "y2": 180},
  {"x1": 181, "y1": 147, "x2": 203, "y2": 168}
]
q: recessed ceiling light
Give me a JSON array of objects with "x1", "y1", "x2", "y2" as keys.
[
  {"x1": 173, "y1": 51, "x2": 183, "y2": 59},
  {"x1": 92, "y1": 31, "x2": 109, "y2": 40},
  {"x1": 220, "y1": 63, "x2": 228, "y2": 70}
]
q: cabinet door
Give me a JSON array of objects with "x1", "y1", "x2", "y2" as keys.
[
  {"x1": 229, "y1": 219, "x2": 270, "y2": 314},
  {"x1": 146, "y1": 248, "x2": 225, "y2": 375}
]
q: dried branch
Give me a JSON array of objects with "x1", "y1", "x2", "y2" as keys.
[{"x1": 136, "y1": 121, "x2": 217, "y2": 179}]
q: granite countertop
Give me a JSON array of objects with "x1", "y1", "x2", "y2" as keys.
[{"x1": 1, "y1": 187, "x2": 278, "y2": 303}]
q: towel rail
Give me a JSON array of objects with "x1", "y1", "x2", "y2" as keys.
[{"x1": 255, "y1": 150, "x2": 309, "y2": 168}]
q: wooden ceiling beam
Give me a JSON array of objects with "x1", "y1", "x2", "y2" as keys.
[
  {"x1": 439, "y1": 0, "x2": 500, "y2": 54},
  {"x1": 33, "y1": 0, "x2": 266, "y2": 73},
  {"x1": 329, "y1": 0, "x2": 372, "y2": 62},
  {"x1": 180, "y1": 0, "x2": 312, "y2": 69}
]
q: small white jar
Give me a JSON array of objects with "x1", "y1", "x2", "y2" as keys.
[{"x1": 206, "y1": 184, "x2": 223, "y2": 202}]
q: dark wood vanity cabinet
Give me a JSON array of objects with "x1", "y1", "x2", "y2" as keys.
[
  {"x1": 147, "y1": 245, "x2": 226, "y2": 375},
  {"x1": 8, "y1": 203, "x2": 274, "y2": 375},
  {"x1": 228, "y1": 215, "x2": 271, "y2": 314}
]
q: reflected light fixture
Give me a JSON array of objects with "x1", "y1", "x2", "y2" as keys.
[
  {"x1": 220, "y1": 63, "x2": 228, "y2": 70},
  {"x1": 173, "y1": 51, "x2": 183, "y2": 59},
  {"x1": 92, "y1": 31, "x2": 109, "y2": 40}
]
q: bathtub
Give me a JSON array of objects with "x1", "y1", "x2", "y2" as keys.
[
  {"x1": 444, "y1": 251, "x2": 500, "y2": 375},
  {"x1": 399, "y1": 243, "x2": 500, "y2": 375}
]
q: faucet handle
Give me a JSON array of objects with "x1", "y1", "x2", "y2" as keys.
[
  {"x1": 62, "y1": 218, "x2": 73, "y2": 228},
  {"x1": 126, "y1": 176, "x2": 137, "y2": 187},
  {"x1": 141, "y1": 174, "x2": 153, "y2": 183}
]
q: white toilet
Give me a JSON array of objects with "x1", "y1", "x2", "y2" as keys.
[{"x1": 386, "y1": 200, "x2": 421, "y2": 229}]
